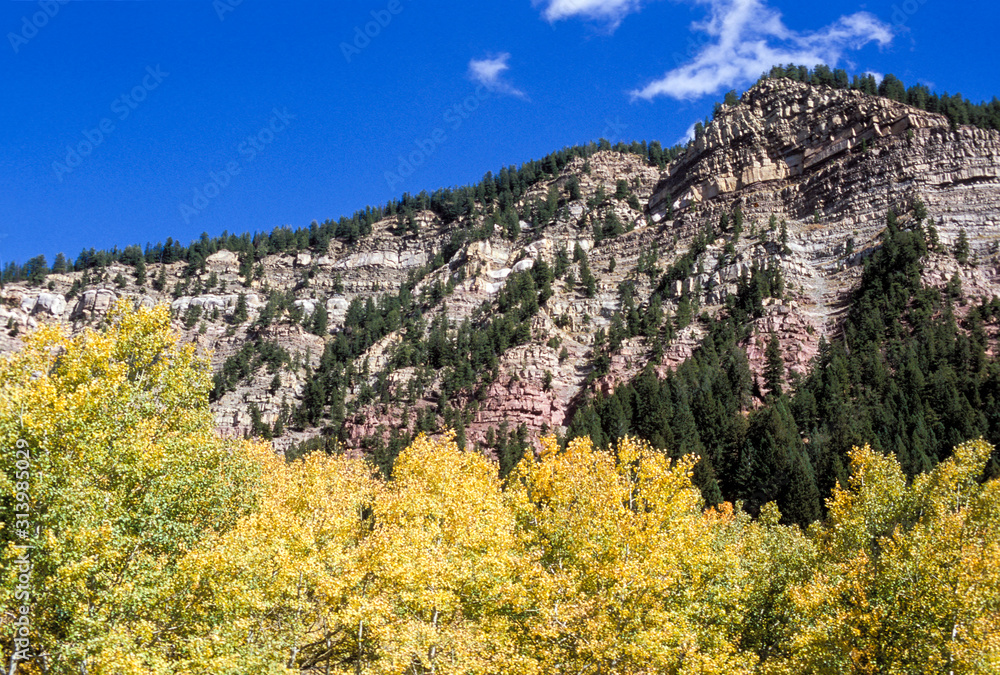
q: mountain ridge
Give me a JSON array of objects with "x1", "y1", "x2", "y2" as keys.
[{"x1": 4, "y1": 74, "x2": 1000, "y2": 493}]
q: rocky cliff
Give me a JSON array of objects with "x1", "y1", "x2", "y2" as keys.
[{"x1": 4, "y1": 78, "x2": 1000, "y2": 458}]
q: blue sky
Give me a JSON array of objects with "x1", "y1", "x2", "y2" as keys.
[{"x1": 2, "y1": 0, "x2": 998, "y2": 267}]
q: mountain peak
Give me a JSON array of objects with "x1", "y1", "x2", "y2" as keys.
[
  {"x1": 652, "y1": 77, "x2": 997, "y2": 230},
  {"x1": 4, "y1": 75, "x2": 1000, "y2": 477}
]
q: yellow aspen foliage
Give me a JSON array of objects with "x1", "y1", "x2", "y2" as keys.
[
  {"x1": 166, "y1": 448, "x2": 382, "y2": 674},
  {"x1": 508, "y1": 435, "x2": 757, "y2": 675},
  {"x1": 362, "y1": 431, "x2": 533, "y2": 675},
  {"x1": 773, "y1": 441, "x2": 1000, "y2": 674},
  {"x1": 3, "y1": 307, "x2": 1000, "y2": 674},
  {"x1": 0, "y1": 301, "x2": 271, "y2": 674},
  {"x1": 737, "y1": 502, "x2": 819, "y2": 669}
]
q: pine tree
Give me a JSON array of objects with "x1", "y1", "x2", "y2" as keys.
[
  {"x1": 566, "y1": 175, "x2": 581, "y2": 201},
  {"x1": 302, "y1": 374, "x2": 327, "y2": 425},
  {"x1": 580, "y1": 258, "x2": 597, "y2": 298},
  {"x1": 25, "y1": 255, "x2": 49, "y2": 286},
  {"x1": 134, "y1": 255, "x2": 146, "y2": 286},
  {"x1": 51, "y1": 253, "x2": 68, "y2": 274},
  {"x1": 954, "y1": 228, "x2": 970, "y2": 264},
  {"x1": 926, "y1": 221, "x2": 941, "y2": 251},
  {"x1": 764, "y1": 333, "x2": 784, "y2": 398},
  {"x1": 783, "y1": 449, "x2": 822, "y2": 526},
  {"x1": 878, "y1": 73, "x2": 907, "y2": 102},
  {"x1": 311, "y1": 303, "x2": 328, "y2": 336},
  {"x1": 153, "y1": 266, "x2": 167, "y2": 292},
  {"x1": 554, "y1": 246, "x2": 570, "y2": 278},
  {"x1": 232, "y1": 293, "x2": 248, "y2": 324}
]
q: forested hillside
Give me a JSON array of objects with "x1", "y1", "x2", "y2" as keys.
[
  {"x1": 570, "y1": 208, "x2": 1000, "y2": 522},
  {"x1": 1, "y1": 303, "x2": 998, "y2": 673},
  {"x1": 3, "y1": 66, "x2": 1000, "y2": 527}
]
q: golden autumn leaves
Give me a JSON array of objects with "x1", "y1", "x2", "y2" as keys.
[{"x1": 1, "y1": 301, "x2": 999, "y2": 674}]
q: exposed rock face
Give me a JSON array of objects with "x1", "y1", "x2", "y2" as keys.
[
  {"x1": 742, "y1": 300, "x2": 823, "y2": 398},
  {"x1": 72, "y1": 289, "x2": 120, "y2": 320},
  {"x1": 21, "y1": 293, "x2": 68, "y2": 318},
  {"x1": 3, "y1": 80, "x2": 1000, "y2": 458},
  {"x1": 593, "y1": 324, "x2": 707, "y2": 398},
  {"x1": 206, "y1": 250, "x2": 241, "y2": 274},
  {"x1": 171, "y1": 294, "x2": 263, "y2": 316},
  {"x1": 651, "y1": 78, "x2": 1000, "y2": 251}
]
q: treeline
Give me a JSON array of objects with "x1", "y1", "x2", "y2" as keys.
[
  {"x1": 569, "y1": 207, "x2": 1000, "y2": 526},
  {"x1": 760, "y1": 63, "x2": 1000, "y2": 131},
  {"x1": 1, "y1": 139, "x2": 681, "y2": 285},
  {"x1": 2, "y1": 310, "x2": 998, "y2": 673}
]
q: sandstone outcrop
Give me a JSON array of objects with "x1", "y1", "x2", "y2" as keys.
[
  {"x1": 3, "y1": 80, "x2": 1000, "y2": 458},
  {"x1": 72, "y1": 289, "x2": 119, "y2": 320},
  {"x1": 651, "y1": 78, "x2": 1000, "y2": 256}
]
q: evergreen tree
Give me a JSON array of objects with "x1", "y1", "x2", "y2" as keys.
[
  {"x1": 878, "y1": 73, "x2": 907, "y2": 102},
  {"x1": 580, "y1": 258, "x2": 597, "y2": 298},
  {"x1": 764, "y1": 333, "x2": 784, "y2": 398},
  {"x1": 783, "y1": 449, "x2": 823, "y2": 526},
  {"x1": 135, "y1": 255, "x2": 147, "y2": 286},
  {"x1": 25, "y1": 255, "x2": 49, "y2": 286},
  {"x1": 51, "y1": 253, "x2": 68, "y2": 274},
  {"x1": 926, "y1": 221, "x2": 941, "y2": 251},
  {"x1": 232, "y1": 293, "x2": 249, "y2": 324},
  {"x1": 153, "y1": 267, "x2": 167, "y2": 292},
  {"x1": 311, "y1": 303, "x2": 329, "y2": 336},
  {"x1": 301, "y1": 373, "x2": 327, "y2": 425},
  {"x1": 954, "y1": 228, "x2": 970, "y2": 264},
  {"x1": 566, "y1": 175, "x2": 581, "y2": 201}
]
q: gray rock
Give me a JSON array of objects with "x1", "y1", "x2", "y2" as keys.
[
  {"x1": 513, "y1": 259, "x2": 535, "y2": 274},
  {"x1": 294, "y1": 299, "x2": 316, "y2": 316},
  {"x1": 73, "y1": 289, "x2": 118, "y2": 319},
  {"x1": 31, "y1": 293, "x2": 67, "y2": 317}
]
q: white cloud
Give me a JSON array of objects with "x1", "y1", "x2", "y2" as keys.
[
  {"x1": 677, "y1": 121, "x2": 698, "y2": 144},
  {"x1": 629, "y1": 0, "x2": 894, "y2": 100},
  {"x1": 534, "y1": 0, "x2": 652, "y2": 27},
  {"x1": 468, "y1": 53, "x2": 527, "y2": 98}
]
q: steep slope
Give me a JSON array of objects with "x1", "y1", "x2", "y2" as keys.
[{"x1": 4, "y1": 77, "x2": 1000, "y2": 470}]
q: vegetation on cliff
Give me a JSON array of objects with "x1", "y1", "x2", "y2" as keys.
[
  {"x1": 570, "y1": 208, "x2": 1000, "y2": 523},
  {"x1": 2, "y1": 304, "x2": 999, "y2": 673}
]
